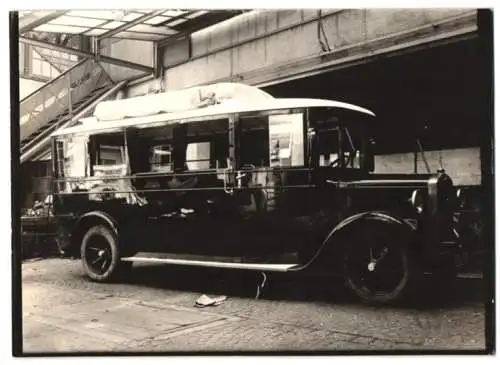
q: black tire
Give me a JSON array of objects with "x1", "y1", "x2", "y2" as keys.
[
  {"x1": 80, "y1": 225, "x2": 131, "y2": 282},
  {"x1": 342, "y1": 223, "x2": 417, "y2": 305}
]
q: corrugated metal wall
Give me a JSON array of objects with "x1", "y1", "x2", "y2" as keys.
[{"x1": 375, "y1": 147, "x2": 481, "y2": 186}]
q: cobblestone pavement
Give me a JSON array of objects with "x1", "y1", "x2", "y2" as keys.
[{"x1": 20, "y1": 258, "x2": 487, "y2": 353}]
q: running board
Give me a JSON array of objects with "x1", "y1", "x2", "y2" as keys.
[{"x1": 121, "y1": 256, "x2": 299, "y2": 272}]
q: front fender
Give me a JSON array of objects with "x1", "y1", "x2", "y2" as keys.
[
  {"x1": 326, "y1": 211, "x2": 414, "y2": 241},
  {"x1": 293, "y1": 211, "x2": 416, "y2": 272}
]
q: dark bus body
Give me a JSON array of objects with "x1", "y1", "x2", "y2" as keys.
[{"x1": 50, "y1": 89, "x2": 458, "y2": 304}]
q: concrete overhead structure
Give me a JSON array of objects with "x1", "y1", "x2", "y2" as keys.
[{"x1": 124, "y1": 9, "x2": 478, "y2": 95}]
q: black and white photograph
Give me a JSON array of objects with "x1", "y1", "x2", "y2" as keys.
[{"x1": 10, "y1": 5, "x2": 495, "y2": 356}]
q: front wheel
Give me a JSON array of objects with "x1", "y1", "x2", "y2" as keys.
[
  {"x1": 80, "y1": 225, "x2": 131, "y2": 282},
  {"x1": 342, "y1": 231, "x2": 416, "y2": 304}
]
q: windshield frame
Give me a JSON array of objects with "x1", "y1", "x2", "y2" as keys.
[{"x1": 307, "y1": 107, "x2": 373, "y2": 171}]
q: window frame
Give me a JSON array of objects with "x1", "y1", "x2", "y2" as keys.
[
  {"x1": 181, "y1": 118, "x2": 231, "y2": 172},
  {"x1": 235, "y1": 108, "x2": 307, "y2": 170},
  {"x1": 88, "y1": 130, "x2": 128, "y2": 176},
  {"x1": 125, "y1": 116, "x2": 232, "y2": 175}
]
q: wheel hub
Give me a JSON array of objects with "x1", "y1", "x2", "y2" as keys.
[
  {"x1": 367, "y1": 262, "x2": 376, "y2": 272},
  {"x1": 367, "y1": 247, "x2": 389, "y2": 273},
  {"x1": 344, "y1": 232, "x2": 410, "y2": 303}
]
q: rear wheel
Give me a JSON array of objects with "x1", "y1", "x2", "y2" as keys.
[
  {"x1": 81, "y1": 225, "x2": 131, "y2": 282},
  {"x1": 342, "y1": 224, "x2": 416, "y2": 304}
]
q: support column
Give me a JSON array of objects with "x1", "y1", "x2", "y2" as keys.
[
  {"x1": 80, "y1": 35, "x2": 92, "y2": 54},
  {"x1": 24, "y1": 44, "x2": 32, "y2": 76}
]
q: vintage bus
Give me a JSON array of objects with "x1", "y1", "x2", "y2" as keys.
[{"x1": 49, "y1": 82, "x2": 458, "y2": 304}]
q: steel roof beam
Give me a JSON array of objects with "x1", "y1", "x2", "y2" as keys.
[
  {"x1": 19, "y1": 36, "x2": 154, "y2": 74},
  {"x1": 19, "y1": 10, "x2": 67, "y2": 34},
  {"x1": 153, "y1": 11, "x2": 193, "y2": 28},
  {"x1": 95, "y1": 9, "x2": 166, "y2": 41}
]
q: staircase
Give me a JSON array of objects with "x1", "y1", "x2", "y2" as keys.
[{"x1": 20, "y1": 58, "x2": 125, "y2": 163}]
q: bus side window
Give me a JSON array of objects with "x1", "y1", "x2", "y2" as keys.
[
  {"x1": 182, "y1": 118, "x2": 229, "y2": 171},
  {"x1": 56, "y1": 134, "x2": 89, "y2": 193},
  {"x1": 89, "y1": 132, "x2": 127, "y2": 175},
  {"x1": 239, "y1": 116, "x2": 269, "y2": 167},
  {"x1": 126, "y1": 125, "x2": 175, "y2": 174},
  {"x1": 150, "y1": 144, "x2": 173, "y2": 172},
  {"x1": 239, "y1": 112, "x2": 304, "y2": 168},
  {"x1": 269, "y1": 113, "x2": 304, "y2": 168},
  {"x1": 186, "y1": 141, "x2": 211, "y2": 170}
]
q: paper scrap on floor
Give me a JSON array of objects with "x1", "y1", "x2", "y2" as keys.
[{"x1": 195, "y1": 294, "x2": 227, "y2": 308}]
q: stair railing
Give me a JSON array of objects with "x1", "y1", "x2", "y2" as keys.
[
  {"x1": 20, "y1": 80, "x2": 127, "y2": 164},
  {"x1": 20, "y1": 57, "x2": 113, "y2": 143},
  {"x1": 32, "y1": 46, "x2": 79, "y2": 74}
]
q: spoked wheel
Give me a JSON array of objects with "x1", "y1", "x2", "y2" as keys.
[
  {"x1": 343, "y1": 228, "x2": 415, "y2": 304},
  {"x1": 81, "y1": 225, "x2": 131, "y2": 282}
]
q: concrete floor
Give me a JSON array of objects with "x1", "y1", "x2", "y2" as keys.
[{"x1": 20, "y1": 258, "x2": 488, "y2": 353}]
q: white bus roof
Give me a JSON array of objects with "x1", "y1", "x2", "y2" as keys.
[
  {"x1": 93, "y1": 82, "x2": 276, "y2": 121},
  {"x1": 52, "y1": 84, "x2": 375, "y2": 138}
]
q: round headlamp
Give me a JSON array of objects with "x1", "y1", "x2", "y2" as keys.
[
  {"x1": 456, "y1": 188, "x2": 466, "y2": 209},
  {"x1": 410, "y1": 189, "x2": 425, "y2": 214}
]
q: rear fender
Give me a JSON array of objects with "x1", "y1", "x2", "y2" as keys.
[
  {"x1": 65, "y1": 211, "x2": 119, "y2": 257},
  {"x1": 77, "y1": 211, "x2": 118, "y2": 235}
]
